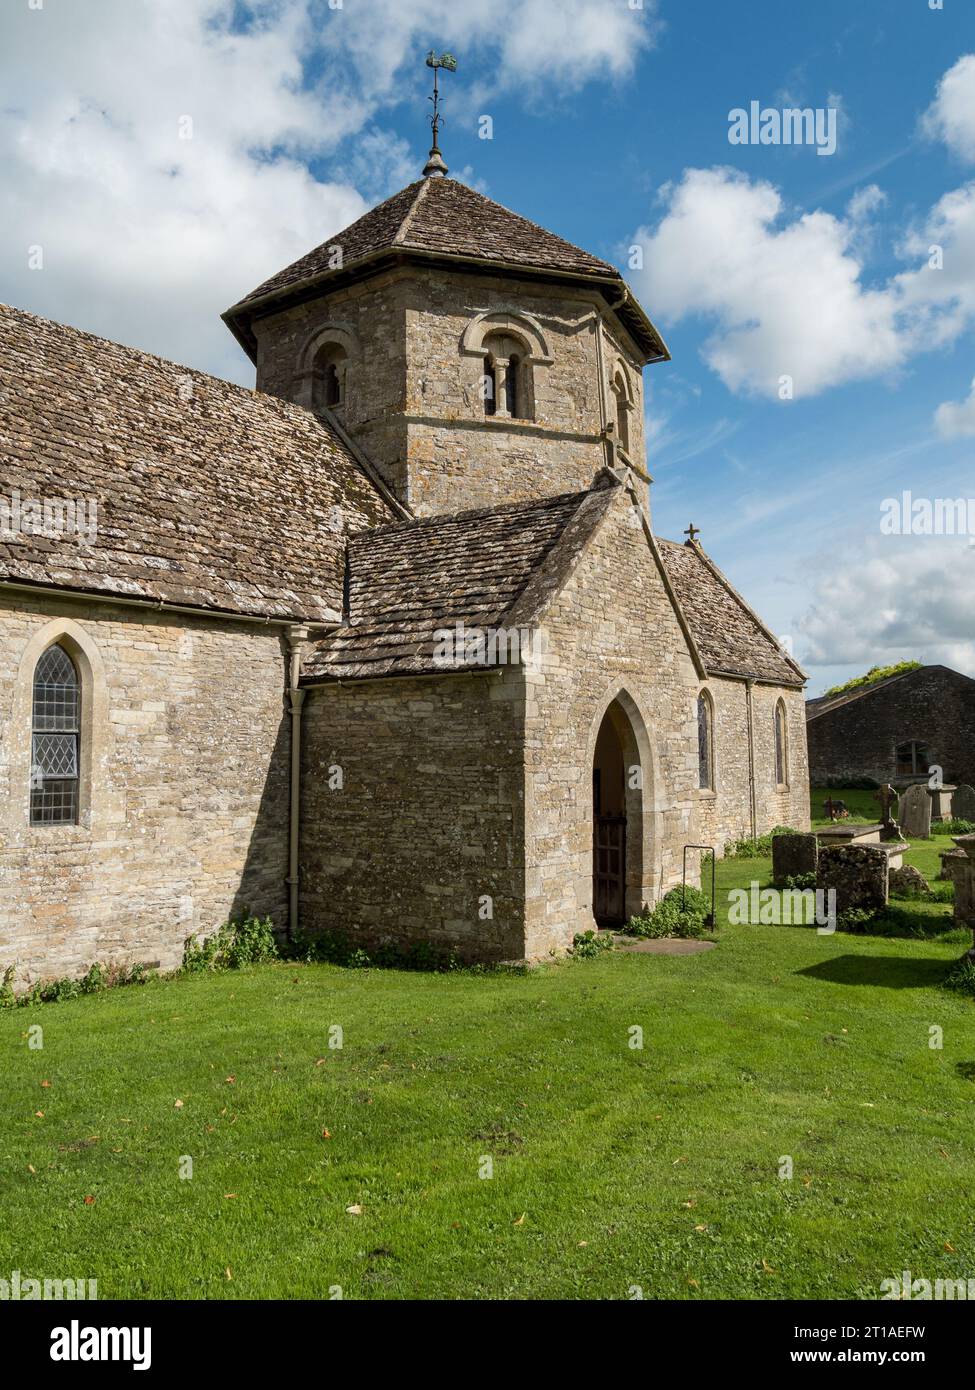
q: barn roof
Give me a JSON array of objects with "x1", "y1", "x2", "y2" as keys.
[{"x1": 0, "y1": 304, "x2": 396, "y2": 622}]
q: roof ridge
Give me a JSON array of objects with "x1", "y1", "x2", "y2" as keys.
[
  {"x1": 405, "y1": 178, "x2": 618, "y2": 272},
  {"x1": 350, "y1": 485, "x2": 598, "y2": 541},
  {"x1": 393, "y1": 177, "x2": 431, "y2": 245}
]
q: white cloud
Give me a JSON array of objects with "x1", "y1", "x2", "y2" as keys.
[
  {"x1": 630, "y1": 167, "x2": 902, "y2": 399},
  {"x1": 798, "y1": 536, "x2": 975, "y2": 676},
  {"x1": 895, "y1": 181, "x2": 975, "y2": 350},
  {"x1": 921, "y1": 53, "x2": 975, "y2": 163},
  {"x1": 630, "y1": 162, "x2": 975, "y2": 402},
  {"x1": 0, "y1": 0, "x2": 658, "y2": 384},
  {"x1": 935, "y1": 376, "x2": 975, "y2": 438}
]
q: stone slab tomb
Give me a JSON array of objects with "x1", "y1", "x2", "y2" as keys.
[{"x1": 817, "y1": 844, "x2": 889, "y2": 916}]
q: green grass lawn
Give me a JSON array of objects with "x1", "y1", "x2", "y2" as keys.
[
  {"x1": 810, "y1": 785, "x2": 884, "y2": 825},
  {"x1": 2, "y1": 854, "x2": 974, "y2": 1302}
]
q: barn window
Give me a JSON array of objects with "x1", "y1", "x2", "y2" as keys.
[
  {"x1": 774, "y1": 700, "x2": 788, "y2": 787},
  {"x1": 895, "y1": 741, "x2": 929, "y2": 776},
  {"x1": 30, "y1": 643, "x2": 80, "y2": 825},
  {"x1": 697, "y1": 692, "x2": 714, "y2": 790}
]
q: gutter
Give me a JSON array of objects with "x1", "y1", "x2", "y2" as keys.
[
  {"x1": 0, "y1": 578, "x2": 339, "y2": 629},
  {"x1": 745, "y1": 678, "x2": 758, "y2": 842},
  {"x1": 285, "y1": 625, "x2": 311, "y2": 939},
  {"x1": 224, "y1": 247, "x2": 670, "y2": 367}
]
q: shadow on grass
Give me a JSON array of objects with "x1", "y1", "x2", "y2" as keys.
[{"x1": 797, "y1": 954, "x2": 953, "y2": 990}]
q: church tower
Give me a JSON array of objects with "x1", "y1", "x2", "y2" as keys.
[{"x1": 223, "y1": 79, "x2": 668, "y2": 517}]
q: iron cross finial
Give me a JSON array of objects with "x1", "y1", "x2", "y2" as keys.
[{"x1": 684, "y1": 524, "x2": 701, "y2": 543}]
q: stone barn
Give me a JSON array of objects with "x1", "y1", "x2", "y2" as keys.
[
  {"x1": 1, "y1": 152, "x2": 809, "y2": 983},
  {"x1": 806, "y1": 664, "x2": 975, "y2": 788}
]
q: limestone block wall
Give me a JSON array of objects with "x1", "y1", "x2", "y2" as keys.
[
  {"x1": 299, "y1": 667, "x2": 527, "y2": 961},
  {"x1": 252, "y1": 263, "x2": 648, "y2": 516},
  {"x1": 696, "y1": 677, "x2": 810, "y2": 851},
  {"x1": 254, "y1": 270, "x2": 410, "y2": 498},
  {"x1": 0, "y1": 593, "x2": 290, "y2": 985},
  {"x1": 522, "y1": 491, "x2": 703, "y2": 957}
]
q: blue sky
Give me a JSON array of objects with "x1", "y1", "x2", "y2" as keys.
[{"x1": 2, "y1": 0, "x2": 973, "y2": 694}]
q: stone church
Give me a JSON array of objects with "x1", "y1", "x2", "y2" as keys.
[{"x1": 0, "y1": 151, "x2": 809, "y2": 984}]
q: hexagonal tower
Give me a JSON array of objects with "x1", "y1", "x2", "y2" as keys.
[{"x1": 223, "y1": 157, "x2": 668, "y2": 517}]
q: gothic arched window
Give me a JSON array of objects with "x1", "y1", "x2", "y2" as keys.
[
  {"x1": 30, "y1": 643, "x2": 80, "y2": 825},
  {"x1": 774, "y1": 700, "x2": 789, "y2": 788},
  {"x1": 697, "y1": 691, "x2": 714, "y2": 790},
  {"x1": 612, "y1": 372, "x2": 631, "y2": 455}
]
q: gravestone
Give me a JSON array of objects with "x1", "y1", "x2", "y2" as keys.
[
  {"x1": 817, "y1": 844, "x2": 889, "y2": 916},
  {"x1": 952, "y1": 783, "x2": 975, "y2": 823},
  {"x1": 898, "y1": 784, "x2": 931, "y2": 839},
  {"x1": 772, "y1": 831, "x2": 818, "y2": 884}
]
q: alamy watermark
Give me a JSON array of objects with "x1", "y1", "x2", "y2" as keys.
[
  {"x1": 1, "y1": 489, "x2": 98, "y2": 546},
  {"x1": 880, "y1": 490, "x2": 975, "y2": 538},
  {"x1": 728, "y1": 882, "x2": 837, "y2": 933},
  {"x1": 881, "y1": 1269, "x2": 975, "y2": 1300},
  {"x1": 0, "y1": 1269, "x2": 97, "y2": 1300},
  {"x1": 728, "y1": 101, "x2": 837, "y2": 156},
  {"x1": 433, "y1": 621, "x2": 546, "y2": 670}
]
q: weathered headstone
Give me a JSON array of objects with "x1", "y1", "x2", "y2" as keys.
[
  {"x1": 952, "y1": 783, "x2": 975, "y2": 823},
  {"x1": 899, "y1": 784, "x2": 932, "y2": 839},
  {"x1": 817, "y1": 844, "x2": 889, "y2": 916},
  {"x1": 772, "y1": 831, "x2": 818, "y2": 884}
]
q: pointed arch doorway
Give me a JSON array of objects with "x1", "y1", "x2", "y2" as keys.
[{"x1": 592, "y1": 696, "x2": 647, "y2": 929}]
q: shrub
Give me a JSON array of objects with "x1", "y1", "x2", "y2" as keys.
[
  {"x1": 821, "y1": 661, "x2": 921, "y2": 700},
  {"x1": 943, "y1": 955, "x2": 975, "y2": 997},
  {"x1": 284, "y1": 928, "x2": 461, "y2": 973},
  {"x1": 1, "y1": 959, "x2": 154, "y2": 1009},
  {"x1": 937, "y1": 818, "x2": 975, "y2": 837},
  {"x1": 182, "y1": 914, "x2": 278, "y2": 973},
  {"x1": 725, "y1": 825, "x2": 796, "y2": 859},
  {"x1": 623, "y1": 885, "x2": 714, "y2": 939},
  {"x1": 571, "y1": 929, "x2": 614, "y2": 959},
  {"x1": 776, "y1": 871, "x2": 817, "y2": 891}
]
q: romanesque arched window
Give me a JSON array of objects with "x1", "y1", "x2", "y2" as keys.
[
  {"x1": 313, "y1": 342, "x2": 348, "y2": 410},
  {"x1": 482, "y1": 332, "x2": 533, "y2": 421},
  {"x1": 774, "y1": 700, "x2": 789, "y2": 788},
  {"x1": 697, "y1": 691, "x2": 714, "y2": 790},
  {"x1": 30, "y1": 642, "x2": 80, "y2": 825}
]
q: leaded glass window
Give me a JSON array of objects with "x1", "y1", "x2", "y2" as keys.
[
  {"x1": 774, "y1": 702, "x2": 788, "y2": 787},
  {"x1": 697, "y1": 693, "x2": 713, "y2": 790},
  {"x1": 30, "y1": 643, "x2": 80, "y2": 825}
]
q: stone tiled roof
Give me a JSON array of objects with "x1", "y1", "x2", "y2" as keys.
[
  {"x1": 302, "y1": 483, "x2": 617, "y2": 682},
  {"x1": 0, "y1": 304, "x2": 396, "y2": 621},
  {"x1": 657, "y1": 539, "x2": 805, "y2": 686},
  {"x1": 237, "y1": 177, "x2": 618, "y2": 309}
]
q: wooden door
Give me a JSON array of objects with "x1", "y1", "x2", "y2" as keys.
[{"x1": 594, "y1": 814, "x2": 626, "y2": 927}]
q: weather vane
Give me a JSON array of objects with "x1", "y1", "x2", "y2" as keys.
[{"x1": 423, "y1": 50, "x2": 457, "y2": 178}]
